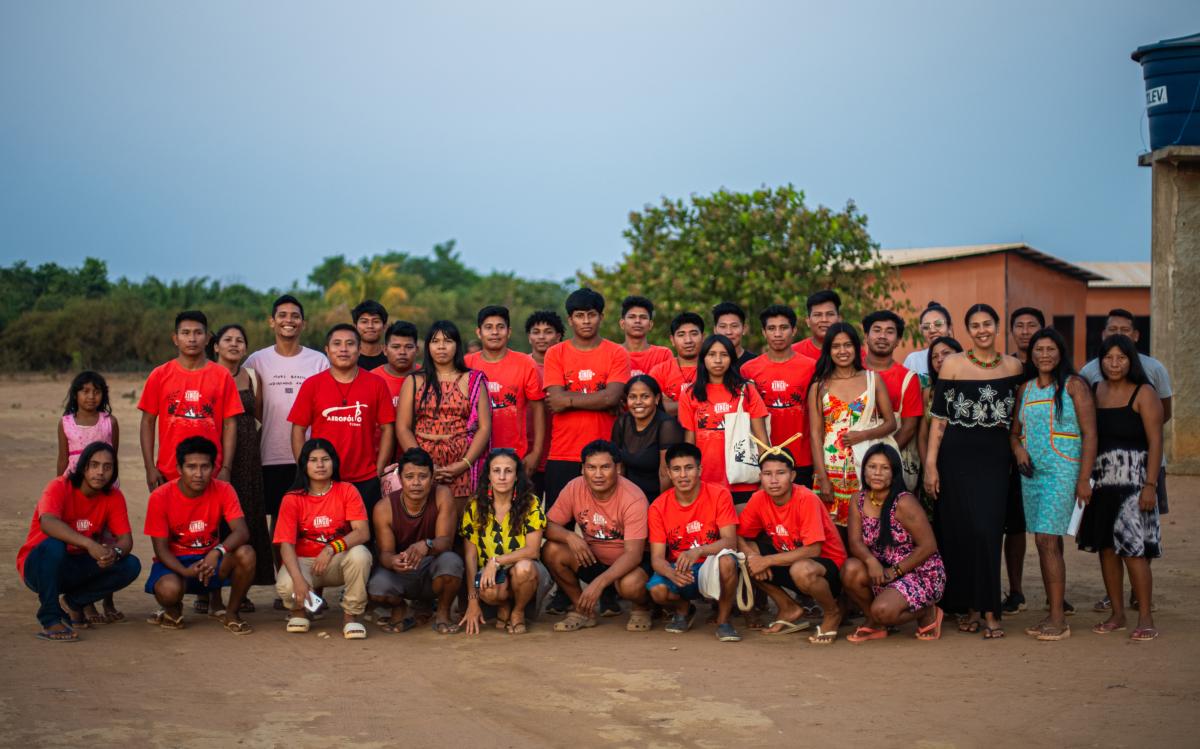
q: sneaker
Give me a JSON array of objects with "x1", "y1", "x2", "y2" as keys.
[
  {"x1": 716, "y1": 622, "x2": 742, "y2": 642},
  {"x1": 665, "y1": 605, "x2": 697, "y2": 634},
  {"x1": 545, "y1": 588, "x2": 570, "y2": 616},
  {"x1": 598, "y1": 588, "x2": 622, "y2": 617},
  {"x1": 1001, "y1": 592, "x2": 1026, "y2": 613}
]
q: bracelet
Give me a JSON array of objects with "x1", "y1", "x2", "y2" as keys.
[
  {"x1": 327, "y1": 539, "x2": 347, "y2": 554},
  {"x1": 891, "y1": 563, "x2": 903, "y2": 578}
]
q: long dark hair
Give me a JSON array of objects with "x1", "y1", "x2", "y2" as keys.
[
  {"x1": 289, "y1": 438, "x2": 342, "y2": 493},
  {"x1": 624, "y1": 374, "x2": 665, "y2": 415},
  {"x1": 207, "y1": 323, "x2": 249, "y2": 362},
  {"x1": 926, "y1": 336, "x2": 963, "y2": 386},
  {"x1": 861, "y1": 443, "x2": 905, "y2": 547},
  {"x1": 418, "y1": 320, "x2": 469, "y2": 410},
  {"x1": 471, "y1": 449, "x2": 536, "y2": 537},
  {"x1": 812, "y1": 322, "x2": 864, "y2": 385},
  {"x1": 1098, "y1": 334, "x2": 1149, "y2": 387},
  {"x1": 692, "y1": 334, "x2": 747, "y2": 403},
  {"x1": 1026, "y1": 328, "x2": 1077, "y2": 416},
  {"x1": 69, "y1": 441, "x2": 119, "y2": 492},
  {"x1": 64, "y1": 371, "x2": 112, "y2": 415}
]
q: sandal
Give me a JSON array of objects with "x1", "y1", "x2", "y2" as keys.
[
  {"x1": 847, "y1": 625, "x2": 888, "y2": 643},
  {"x1": 1130, "y1": 626, "x2": 1159, "y2": 642},
  {"x1": 1092, "y1": 621, "x2": 1127, "y2": 634},
  {"x1": 286, "y1": 616, "x2": 310, "y2": 633},
  {"x1": 1036, "y1": 624, "x2": 1070, "y2": 641},
  {"x1": 193, "y1": 597, "x2": 209, "y2": 615},
  {"x1": 808, "y1": 626, "x2": 838, "y2": 645},
  {"x1": 431, "y1": 620, "x2": 461, "y2": 635},
  {"x1": 83, "y1": 605, "x2": 105, "y2": 626},
  {"x1": 239, "y1": 599, "x2": 255, "y2": 613},
  {"x1": 762, "y1": 619, "x2": 810, "y2": 636},
  {"x1": 626, "y1": 609, "x2": 652, "y2": 632},
  {"x1": 36, "y1": 623, "x2": 79, "y2": 642},
  {"x1": 381, "y1": 616, "x2": 417, "y2": 634},
  {"x1": 957, "y1": 617, "x2": 981, "y2": 634},
  {"x1": 220, "y1": 617, "x2": 254, "y2": 635},
  {"x1": 916, "y1": 608, "x2": 944, "y2": 641},
  {"x1": 343, "y1": 621, "x2": 368, "y2": 640},
  {"x1": 554, "y1": 611, "x2": 597, "y2": 632},
  {"x1": 982, "y1": 624, "x2": 1005, "y2": 640},
  {"x1": 102, "y1": 608, "x2": 126, "y2": 624},
  {"x1": 506, "y1": 620, "x2": 529, "y2": 635},
  {"x1": 147, "y1": 610, "x2": 185, "y2": 630}
]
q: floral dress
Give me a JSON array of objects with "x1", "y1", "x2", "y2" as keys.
[
  {"x1": 858, "y1": 491, "x2": 946, "y2": 611},
  {"x1": 820, "y1": 386, "x2": 869, "y2": 525}
]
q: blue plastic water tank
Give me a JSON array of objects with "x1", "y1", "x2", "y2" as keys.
[{"x1": 1133, "y1": 32, "x2": 1200, "y2": 150}]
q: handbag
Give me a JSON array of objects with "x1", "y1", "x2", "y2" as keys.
[
  {"x1": 896, "y1": 369, "x2": 921, "y2": 492},
  {"x1": 849, "y1": 370, "x2": 900, "y2": 477},
  {"x1": 723, "y1": 387, "x2": 760, "y2": 485},
  {"x1": 697, "y1": 549, "x2": 754, "y2": 611}
]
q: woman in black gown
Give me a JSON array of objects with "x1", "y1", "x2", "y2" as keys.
[
  {"x1": 610, "y1": 375, "x2": 683, "y2": 502},
  {"x1": 923, "y1": 304, "x2": 1024, "y2": 639}
]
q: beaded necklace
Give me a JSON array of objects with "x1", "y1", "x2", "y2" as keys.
[{"x1": 966, "y1": 349, "x2": 1002, "y2": 369}]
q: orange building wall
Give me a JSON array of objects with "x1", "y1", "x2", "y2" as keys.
[{"x1": 1086, "y1": 287, "x2": 1151, "y2": 317}]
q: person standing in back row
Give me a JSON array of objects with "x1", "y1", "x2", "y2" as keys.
[
  {"x1": 467, "y1": 306, "x2": 544, "y2": 477},
  {"x1": 139, "y1": 310, "x2": 243, "y2": 491},
  {"x1": 793, "y1": 290, "x2": 843, "y2": 361},
  {"x1": 525, "y1": 310, "x2": 565, "y2": 499},
  {"x1": 712, "y1": 301, "x2": 757, "y2": 368},
  {"x1": 353, "y1": 300, "x2": 389, "y2": 371},
  {"x1": 620, "y1": 296, "x2": 673, "y2": 377},
  {"x1": 649, "y1": 312, "x2": 704, "y2": 416},
  {"x1": 542, "y1": 288, "x2": 631, "y2": 508}
]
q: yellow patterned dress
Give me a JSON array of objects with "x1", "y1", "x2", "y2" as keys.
[{"x1": 819, "y1": 387, "x2": 869, "y2": 526}]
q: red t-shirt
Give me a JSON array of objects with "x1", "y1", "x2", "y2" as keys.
[
  {"x1": 543, "y1": 339, "x2": 631, "y2": 462},
  {"x1": 466, "y1": 350, "x2": 544, "y2": 458},
  {"x1": 678, "y1": 383, "x2": 769, "y2": 492},
  {"x1": 528, "y1": 359, "x2": 552, "y2": 472},
  {"x1": 792, "y1": 337, "x2": 823, "y2": 360},
  {"x1": 370, "y1": 366, "x2": 415, "y2": 410},
  {"x1": 648, "y1": 358, "x2": 697, "y2": 402},
  {"x1": 144, "y1": 479, "x2": 244, "y2": 558},
  {"x1": 137, "y1": 360, "x2": 244, "y2": 479},
  {"x1": 647, "y1": 482, "x2": 739, "y2": 563},
  {"x1": 738, "y1": 485, "x2": 846, "y2": 568},
  {"x1": 627, "y1": 345, "x2": 674, "y2": 378},
  {"x1": 16, "y1": 477, "x2": 132, "y2": 577},
  {"x1": 273, "y1": 482, "x2": 368, "y2": 557},
  {"x1": 287, "y1": 369, "x2": 397, "y2": 483},
  {"x1": 874, "y1": 362, "x2": 924, "y2": 419},
  {"x1": 742, "y1": 353, "x2": 816, "y2": 467}
]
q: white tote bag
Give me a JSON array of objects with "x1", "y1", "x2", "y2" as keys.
[
  {"x1": 849, "y1": 370, "x2": 899, "y2": 477},
  {"x1": 697, "y1": 549, "x2": 754, "y2": 611},
  {"x1": 724, "y1": 387, "x2": 761, "y2": 485}
]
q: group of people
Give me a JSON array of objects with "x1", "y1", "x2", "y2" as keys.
[{"x1": 20, "y1": 287, "x2": 1169, "y2": 645}]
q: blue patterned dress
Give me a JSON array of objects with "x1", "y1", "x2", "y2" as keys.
[{"x1": 1017, "y1": 381, "x2": 1082, "y2": 535}]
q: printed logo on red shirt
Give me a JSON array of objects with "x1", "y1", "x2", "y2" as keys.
[
  {"x1": 188, "y1": 520, "x2": 207, "y2": 533},
  {"x1": 75, "y1": 519, "x2": 92, "y2": 533},
  {"x1": 165, "y1": 388, "x2": 216, "y2": 423},
  {"x1": 320, "y1": 402, "x2": 368, "y2": 423},
  {"x1": 714, "y1": 402, "x2": 731, "y2": 414},
  {"x1": 686, "y1": 520, "x2": 703, "y2": 534}
]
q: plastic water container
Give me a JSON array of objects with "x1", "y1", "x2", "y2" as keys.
[{"x1": 1132, "y1": 32, "x2": 1200, "y2": 150}]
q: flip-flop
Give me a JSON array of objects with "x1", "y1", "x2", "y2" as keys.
[
  {"x1": 762, "y1": 619, "x2": 811, "y2": 636},
  {"x1": 957, "y1": 618, "x2": 981, "y2": 634},
  {"x1": 381, "y1": 616, "x2": 416, "y2": 634},
  {"x1": 1036, "y1": 624, "x2": 1070, "y2": 641},
  {"x1": 847, "y1": 625, "x2": 888, "y2": 643},
  {"x1": 982, "y1": 625, "x2": 1005, "y2": 640},
  {"x1": 146, "y1": 610, "x2": 185, "y2": 630},
  {"x1": 1130, "y1": 626, "x2": 1159, "y2": 642},
  {"x1": 343, "y1": 621, "x2": 368, "y2": 640},
  {"x1": 36, "y1": 624, "x2": 79, "y2": 642},
  {"x1": 431, "y1": 620, "x2": 461, "y2": 635},
  {"x1": 1092, "y1": 621, "x2": 1127, "y2": 634},
  {"x1": 220, "y1": 617, "x2": 254, "y2": 635},
  {"x1": 103, "y1": 609, "x2": 126, "y2": 624},
  {"x1": 916, "y1": 608, "x2": 944, "y2": 641},
  {"x1": 808, "y1": 626, "x2": 838, "y2": 645}
]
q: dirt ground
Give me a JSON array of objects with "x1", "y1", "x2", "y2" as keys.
[{"x1": 1, "y1": 373, "x2": 1196, "y2": 748}]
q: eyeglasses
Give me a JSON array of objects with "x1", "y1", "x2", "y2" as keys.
[{"x1": 920, "y1": 320, "x2": 947, "y2": 331}]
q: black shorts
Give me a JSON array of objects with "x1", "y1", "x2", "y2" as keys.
[
  {"x1": 1005, "y1": 464, "x2": 1026, "y2": 534},
  {"x1": 751, "y1": 536, "x2": 842, "y2": 598},
  {"x1": 543, "y1": 460, "x2": 582, "y2": 511},
  {"x1": 352, "y1": 477, "x2": 383, "y2": 515},
  {"x1": 792, "y1": 465, "x2": 815, "y2": 488},
  {"x1": 732, "y1": 490, "x2": 754, "y2": 506},
  {"x1": 262, "y1": 464, "x2": 297, "y2": 516},
  {"x1": 576, "y1": 555, "x2": 652, "y2": 585}
]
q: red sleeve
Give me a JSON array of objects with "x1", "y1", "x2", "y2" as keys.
[
  {"x1": 272, "y1": 495, "x2": 299, "y2": 544},
  {"x1": 713, "y1": 485, "x2": 739, "y2": 527},
  {"x1": 744, "y1": 385, "x2": 769, "y2": 418},
  {"x1": 902, "y1": 371, "x2": 924, "y2": 417},
  {"x1": 342, "y1": 483, "x2": 368, "y2": 522},
  {"x1": 736, "y1": 496, "x2": 764, "y2": 538},
  {"x1": 374, "y1": 375, "x2": 397, "y2": 425},
  {"x1": 220, "y1": 482, "x2": 245, "y2": 522},
  {"x1": 287, "y1": 376, "x2": 317, "y2": 427},
  {"x1": 608, "y1": 343, "x2": 632, "y2": 385},
  {"x1": 104, "y1": 491, "x2": 132, "y2": 537},
  {"x1": 740, "y1": 358, "x2": 763, "y2": 389},
  {"x1": 543, "y1": 345, "x2": 565, "y2": 389},
  {"x1": 220, "y1": 370, "x2": 245, "y2": 418},
  {"x1": 37, "y1": 479, "x2": 68, "y2": 518},
  {"x1": 678, "y1": 391, "x2": 697, "y2": 431},
  {"x1": 647, "y1": 500, "x2": 666, "y2": 544},
  {"x1": 523, "y1": 359, "x2": 545, "y2": 401},
  {"x1": 795, "y1": 495, "x2": 828, "y2": 548},
  {"x1": 137, "y1": 367, "x2": 163, "y2": 415},
  {"x1": 143, "y1": 487, "x2": 169, "y2": 538}
]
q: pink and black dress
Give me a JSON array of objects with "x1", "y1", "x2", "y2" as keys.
[{"x1": 857, "y1": 491, "x2": 946, "y2": 612}]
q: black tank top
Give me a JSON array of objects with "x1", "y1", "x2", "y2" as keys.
[
  {"x1": 1094, "y1": 383, "x2": 1148, "y2": 453},
  {"x1": 389, "y1": 492, "x2": 440, "y2": 549}
]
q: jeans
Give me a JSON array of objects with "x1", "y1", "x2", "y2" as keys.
[{"x1": 22, "y1": 538, "x2": 142, "y2": 627}]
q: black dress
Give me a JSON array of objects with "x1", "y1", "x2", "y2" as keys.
[
  {"x1": 931, "y1": 376, "x2": 1019, "y2": 616},
  {"x1": 610, "y1": 410, "x2": 683, "y2": 502}
]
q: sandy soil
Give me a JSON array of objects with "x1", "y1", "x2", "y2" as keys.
[{"x1": 1, "y1": 373, "x2": 1196, "y2": 748}]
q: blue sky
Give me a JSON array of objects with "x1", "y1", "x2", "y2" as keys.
[{"x1": 2, "y1": 2, "x2": 1196, "y2": 290}]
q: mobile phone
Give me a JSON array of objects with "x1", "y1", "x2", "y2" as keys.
[{"x1": 304, "y1": 590, "x2": 324, "y2": 614}]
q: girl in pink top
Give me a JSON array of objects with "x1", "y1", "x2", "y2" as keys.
[{"x1": 55, "y1": 371, "x2": 123, "y2": 623}]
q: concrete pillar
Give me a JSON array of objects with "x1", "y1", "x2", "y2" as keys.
[{"x1": 1140, "y1": 145, "x2": 1200, "y2": 474}]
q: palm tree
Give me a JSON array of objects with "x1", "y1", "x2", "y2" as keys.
[{"x1": 323, "y1": 258, "x2": 410, "y2": 312}]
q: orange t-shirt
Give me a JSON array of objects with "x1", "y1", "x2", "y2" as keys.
[
  {"x1": 137, "y1": 360, "x2": 244, "y2": 479},
  {"x1": 648, "y1": 358, "x2": 697, "y2": 402},
  {"x1": 16, "y1": 477, "x2": 132, "y2": 577},
  {"x1": 737, "y1": 486, "x2": 846, "y2": 568},
  {"x1": 741, "y1": 353, "x2": 816, "y2": 467},
  {"x1": 627, "y1": 345, "x2": 674, "y2": 378},
  {"x1": 370, "y1": 366, "x2": 417, "y2": 410},
  {"x1": 465, "y1": 350, "x2": 544, "y2": 457},
  {"x1": 678, "y1": 383, "x2": 769, "y2": 492},
  {"x1": 647, "y1": 482, "x2": 738, "y2": 563},
  {"x1": 144, "y1": 479, "x2": 244, "y2": 558},
  {"x1": 273, "y1": 482, "x2": 368, "y2": 557},
  {"x1": 542, "y1": 339, "x2": 631, "y2": 462}
]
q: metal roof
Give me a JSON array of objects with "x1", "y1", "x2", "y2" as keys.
[
  {"x1": 1077, "y1": 261, "x2": 1152, "y2": 288},
  {"x1": 878, "y1": 244, "x2": 1106, "y2": 282}
]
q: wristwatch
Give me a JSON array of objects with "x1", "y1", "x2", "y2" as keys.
[
  {"x1": 215, "y1": 544, "x2": 228, "y2": 556},
  {"x1": 424, "y1": 538, "x2": 434, "y2": 550}
]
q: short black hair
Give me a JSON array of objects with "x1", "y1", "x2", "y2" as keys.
[
  {"x1": 565, "y1": 288, "x2": 605, "y2": 315},
  {"x1": 759, "y1": 304, "x2": 797, "y2": 329},
  {"x1": 1107, "y1": 308, "x2": 1136, "y2": 325},
  {"x1": 670, "y1": 312, "x2": 705, "y2": 335},
  {"x1": 965, "y1": 303, "x2": 1000, "y2": 325},
  {"x1": 711, "y1": 301, "x2": 746, "y2": 325},
  {"x1": 69, "y1": 441, "x2": 118, "y2": 492},
  {"x1": 175, "y1": 310, "x2": 208, "y2": 331},
  {"x1": 862, "y1": 309, "x2": 906, "y2": 337},
  {"x1": 397, "y1": 447, "x2": 435, "y2": 472},
  {"x1": 621, "y1": 295, "x2": 655, "y2": 318},
  {"x1": 272, "y1": 294, "x2": 305, "y2": 319},
  {"x1": 525, "y1": 309, "x2": 565, "y2": 336},
  {"x1": 580, "y1": 439, "x2": 622, "y2": 464},
  {"x1": 385, "y1": 320, "x2": 419, "y2": 344},
  {"x1": 805, "y1": 290, "x2": 842, "y2": 314},
  {"x1": 351, "y1": 299, "x2": 388, "y2": 325},
  {"x1": 758, "y1": 451, "x2": 796, "y2": 470},
  {"x1": 477, "y1": 305, "x2": 511, "y2": 328},
  {"x1": 175, "y1": 436, "x2": 218, "y2": 468},
  {"x1": 325, "y1": 323, "x2": 361, "y2": 345},
  {"x1": 1009, "y1": 306, "x2": 1045, "y2": 329},
  {"x1": 665, "y1": 442, "x2": 702, "y2": 465}
]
